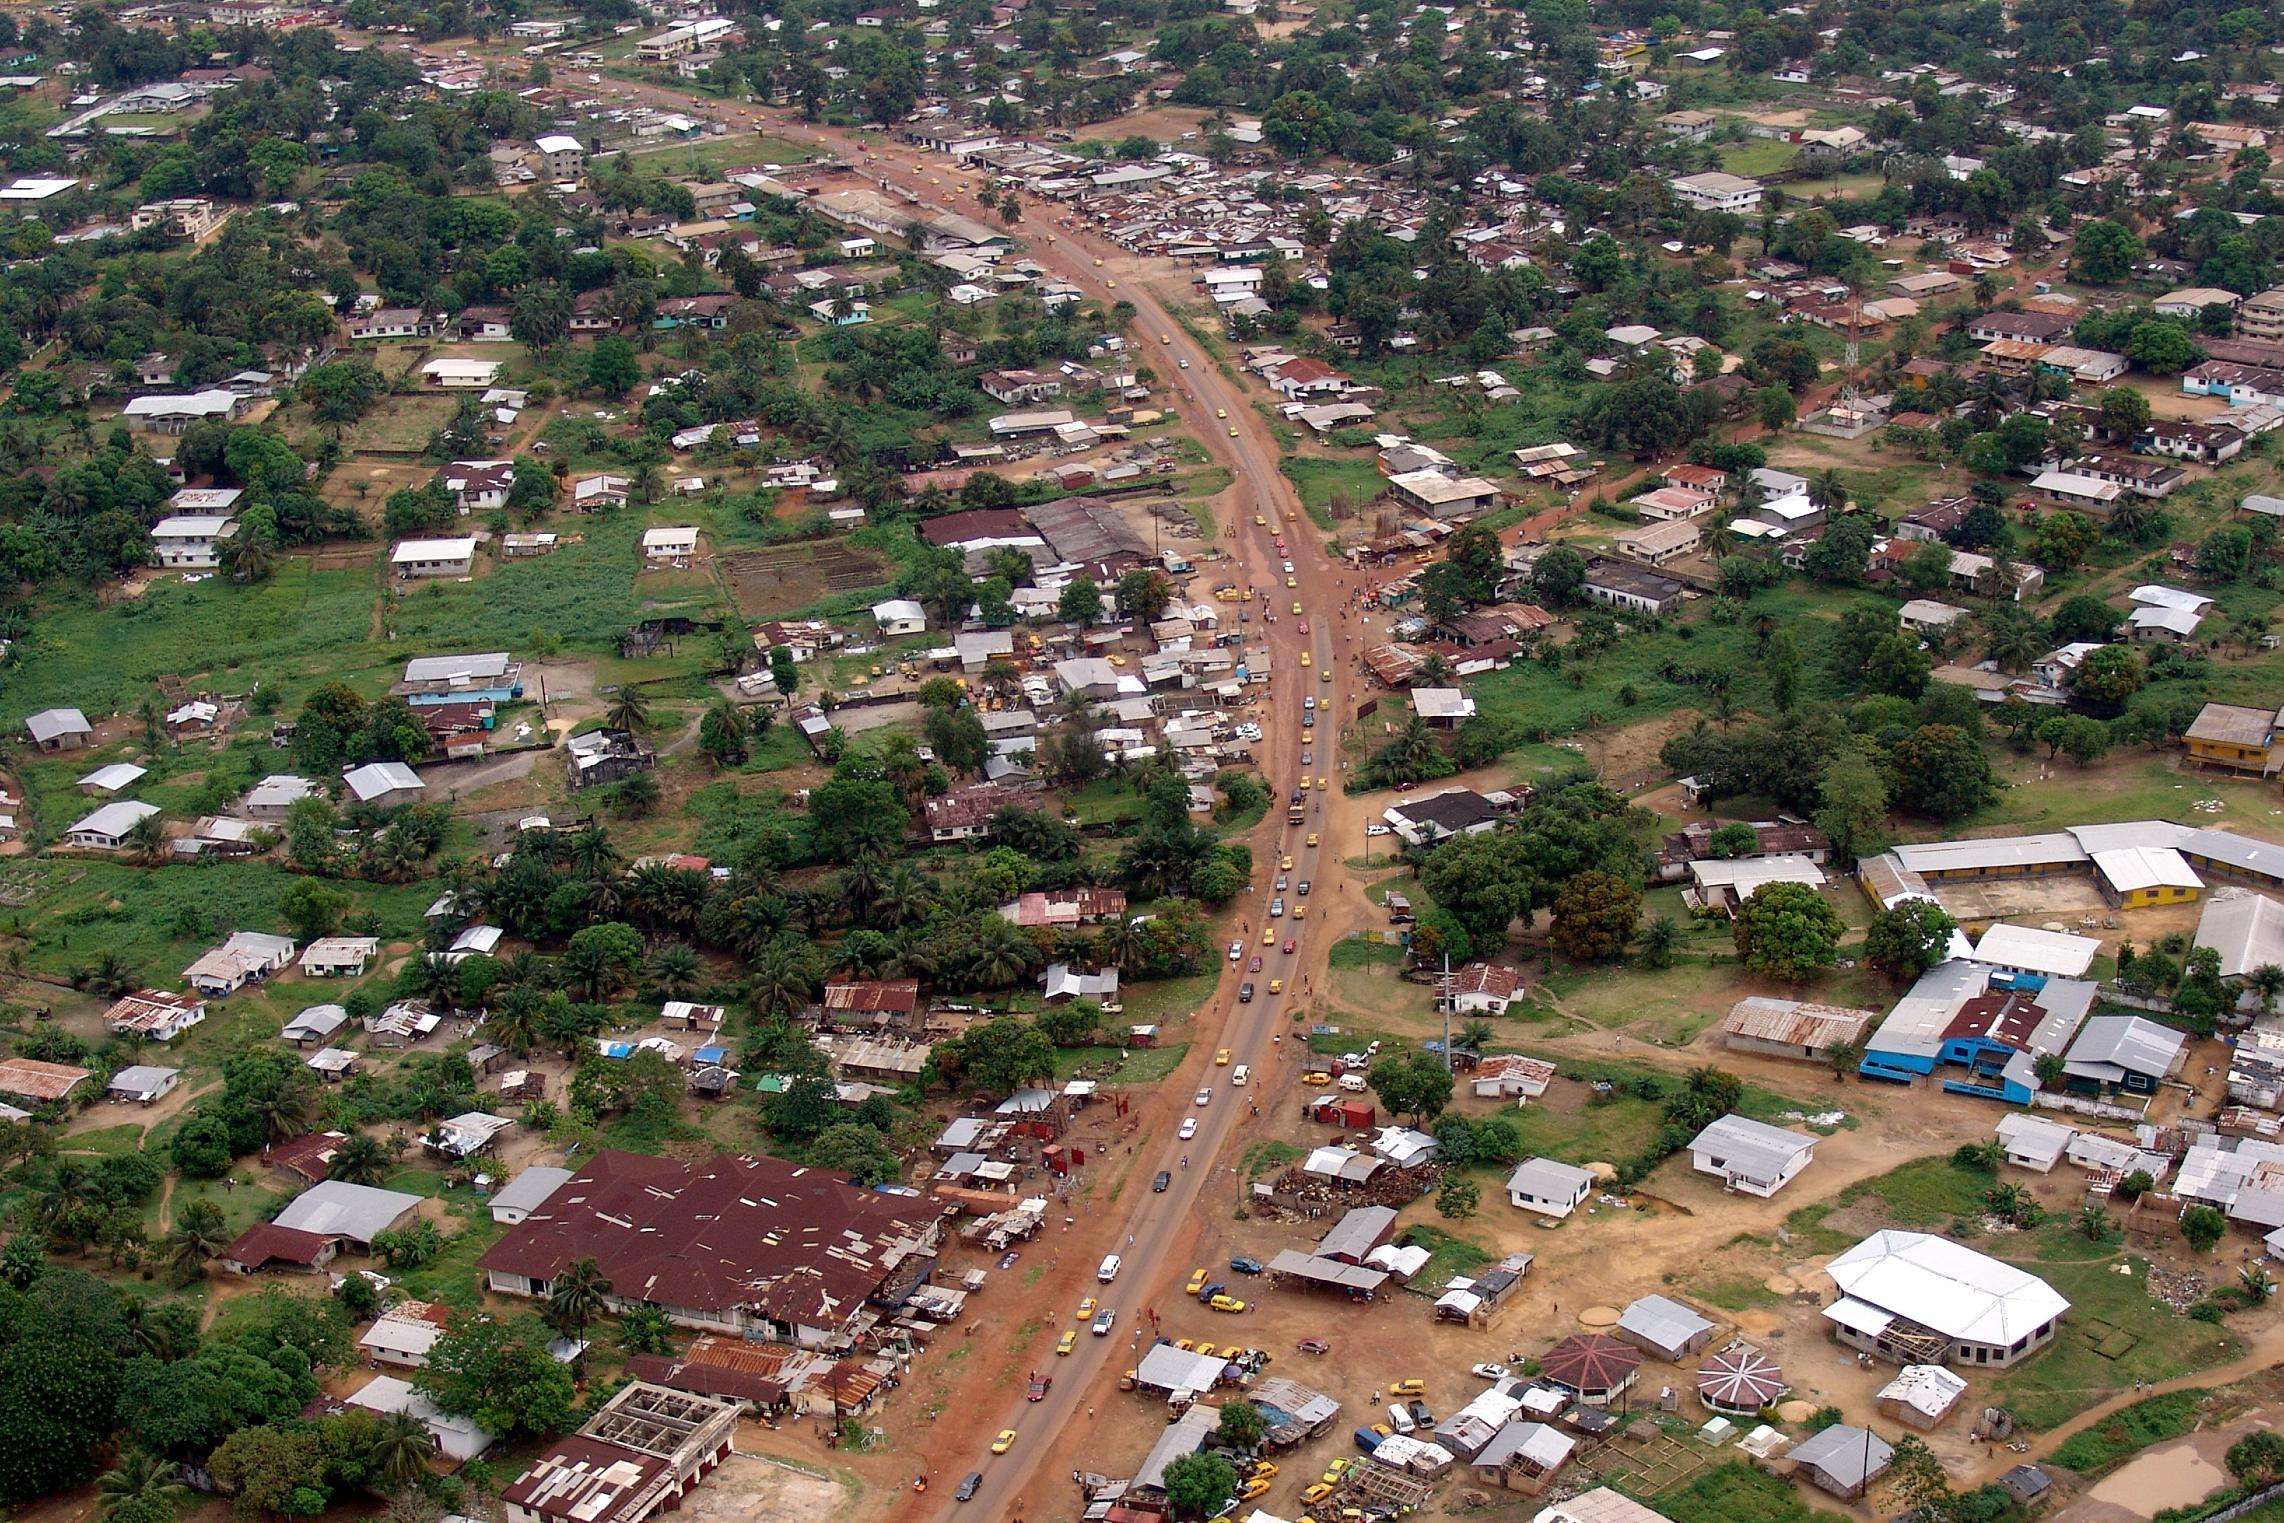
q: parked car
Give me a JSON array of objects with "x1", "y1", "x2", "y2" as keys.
[
  {"x1": 1230, "y1": 1256, "x2": 1263, "y2": 1274},
  {"x1": 1199, "y1": 1281, "x2": 1225, "y2": 1302},
  {"x1": 1297, "y1": 1337, "x2": 1331, "y2": 1355},
  {"x1": 1470, "y1": 1363, "x2": 1509, "y2": 1381}
]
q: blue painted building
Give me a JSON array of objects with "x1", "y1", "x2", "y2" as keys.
[{"x1": 1860, "y1": 961, "x2": 2095, "y2": 1103}]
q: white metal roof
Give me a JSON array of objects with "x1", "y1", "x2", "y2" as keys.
[
  {"x1": 1970, "y1": 923, "x2": 2101, "y2": 978},
  {"x1": 1824, "y1": 1230, "x2": 2069, "y2": 1346},
  {"x1": 2197, "y1": 891, "x2": 2284, "y2": 979}
]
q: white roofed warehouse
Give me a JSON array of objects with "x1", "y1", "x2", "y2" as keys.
[{"x1": 1823, "y1": 1230, "x2": 2068, "y2": 1368}]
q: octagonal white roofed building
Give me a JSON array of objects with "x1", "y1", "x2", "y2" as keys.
[{"x1": 1823, "y1": 1229, "x2": 2068, "y2": 1369}]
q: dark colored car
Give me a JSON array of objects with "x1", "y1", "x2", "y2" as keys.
[
  {"x1": 1230, "y1": 1256, "x2": 1263, "y2": 1274},
  {"x1": 1199, "y1": 1281, "x2": 1226, "y2": 1302},
  {"x1": 956, "y1": 1473, "x2": 983, "y2": 1502},
  {"x1": 1153, "y1": 1170, "x2": 1172, "y2": 1192},
  {"x1": 1239, "y1": 982, "x2": 1255, "y2": 1002}
]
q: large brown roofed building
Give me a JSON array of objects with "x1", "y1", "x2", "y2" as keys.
[{"x1": 477, "y1": 1150, "x2": 943, "y2": 1347}]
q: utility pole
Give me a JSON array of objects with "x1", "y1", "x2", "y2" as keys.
[{"x1": 1440, "y1": 951, "x2": 1452, "y2": 1073}]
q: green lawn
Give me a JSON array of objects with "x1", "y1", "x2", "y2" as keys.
[
  {"x1": 1122, "y1": 971, "x2": 1219, "y2": 1023},
  {"x1": 2048, "y1": 1388, "x2": 2212, "y2": 1474},
  {"x1": 1655, "y1": 1461, "x2": 1848, "y2": 1523},
  {"x1": 1990, "y1": 1232, "x2": 2242, "y2": 1431},
  {"x1": 1541, "y1": 957, "x2": 1742, "y2": 1045},
  {"x1": 1465, "y1": 586, "x2": 1871, "y2": 742},
  {"x1": 1279, "y1": 456, "x2": 1386, "y2": 529},
  {"x1": 1506, "y1": 1092, "x2": 1666, "y2": 1167},
  {"x1": 8, "y1": 857, "x2": 433, "y2": 988},
  {"x1": 1397, "y1": 1223, "x2": 1493, "y2": 1292},
  {"x1": 1051, "y1": 1041, "x2": 1190, "y2": 1085},
  {"x1": 1327, "y1": 938, "x2": 1405, "y2": 971},
  {"x1": 1715, "y1": 137, "x2": 1799, "y2": 176}
]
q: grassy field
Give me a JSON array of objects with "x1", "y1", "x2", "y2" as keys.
[
  {"x1": 5, "y1": 858, "x2": 433, "y2": 986},
  {"x1": 2048, "y1": 1388, "x2": 2211, "y2": 1474},
  {"x1": 1397, "y1": 1222, "x2": 1493, "y2": 1291},
  {"x1": 1715, "y1": 138, "x2": 1798, "y2": 177},
  {"x1": 1654, "y1": 1461, "x2": 1848, "y2": 1523},
  {"x1": 4, "y1": 563, "x2": 392, "y2": 730},
  {"x1": 1990, "y1": 1231, "x2": 2242, "y2": 1430},
  {"x1": 1279, "y1": 456, "x2": 1386, "y2": 528},
  {"x1": 1466, "y1": 586, "x2": 1870, "y2": 741},
  {"x1": 1540, "y1": 957, "x2": 1740, "y2": 1045},
  {"x1": 1506, "y1": 1091, "x2": 1664, "y2": 1165}
]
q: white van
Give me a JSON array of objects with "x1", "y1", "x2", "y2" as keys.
[
  {"x1": 1098, "y1": 1254, "x2": 1122, "y2": 1283},
  {"x1": 1387, "y1": 1403, "x2": 1415, "y2": 1434},
  {"x1": 1338, "y1": 1073, "x2": 1368, "y2": 1092},
  {"x1": 1231, "y1": 1065, "x2": 1250, "y2": 1087}
]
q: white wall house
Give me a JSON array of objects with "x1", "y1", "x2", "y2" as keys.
[
  {"x1": 1506, "y1": 1157, "x2": 1594, "y2": 1218},
  {"x1": 1688, "y1": 1114, "x2": 1816, "y2": 1197}
]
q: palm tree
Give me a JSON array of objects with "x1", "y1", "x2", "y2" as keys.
[
  {"x1": 366, "y1": 1411, "x2": 437, "y2": 1493},
  {"x1": 647, "y1": 941, "x2": 702, "y2": 998},
  {"x1": 2242, "y1": 1264, "x2": 2276, "y2": 1304},
  {"x1": 166, "y1": 1200, "x2": 230, "y2": 1281},
  {"x1": 251, "y1": 1081, "x2": 314, "y2": 1144},
  {"x1": 606, "y1": 685, "x2": 652, "y2": 733},
  {"x1": 125, "y1": 812, "x2": 166, "y2": 863},
  {"x1": 1095, "y1": 915, "x2": 1148, "y2": 973},
  {"x1": 2249, "y1": 964, "x2": 2284, "y2": 1018},
  {"x1": 97, "y1": 1452, "x2": 190, "y2": 1523},
  {"x1": 328, "y1": 1132, "x2": 388, "y2": 1186},
  {"x1": 547, "y1": 1255, "x2": 612, "y2": 1340},
  {"x1": 1982, "y1": 606, "x2": 2045, "y2": 674},
  {"x1": 1375, "y1": 717, "x2": 1444, "y2": 788},
  {"x1": 567, "y1": 825, "x2": 623, "y2": 880},
  {"x1": 1455, "y1": 1020, "x2": 1495, "y2": 1052},
  {"x1": 872, "y1": 864, "x2": 936, "y2": 930},
  {"x1": 1808, "y1": 468, "x2": 1849, "y2": 513},
  {"x1": 747, "y1": 939, "x2": 820, "y2": 1016},
  {"x1": 2077, "y1": 1204, "x2": 2112, "y2": 1242}
]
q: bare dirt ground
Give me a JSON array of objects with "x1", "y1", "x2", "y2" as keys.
[{"x1": 680, "y1": 1450, "x2": 856, "y2": 1523}]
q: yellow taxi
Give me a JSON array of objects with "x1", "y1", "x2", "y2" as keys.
[
  {"x1": 1319, "y1": 776, "x2": 1330, "y2": 790},
  {"x1": 1216, "y1": 408, "x2": 1228, "y2": 419},
  {"x1": 1192, "y1": 1343, "x2": 1218, "y2": 1359},
  {"x1": 1186, "y1": 1268, "x2": 1210, "y2": 1295},
  {"x1": 1262, "y1": 927, "x2": 1277, "y2": 946},
  {"x1": 1280, "y1": 854, "x2": 1294, "y2": 871},
  {"x1": 1298, "y1": 777, "x2": 1311, "y2": 792},
  {"x1": 1229, "y1": 425, "x2": 1239, "y2": 436},
  {"x1": 1293, "y1": 904, "x2": 1307, "y2": 920},
  {"x1": 1300, "y1": 652, "x2": 1312, "y2": 667},
  {"x1": 1291, "y1": 601, "x2": 1303, "y2": 615},
  {"x1": 1160, "y1": 334, "x2": 1171, "y2": 344},
  {"x1": 1254, "y1": 514, "x2": 1266, "y2": 526},
  {"x1": 1106, "y1": 278, "x2": 1117, "y2": 288},
  {"x1": 1174, "y1": 1337, "x2": 1196, "y2": 1351},
  {"x1": 1075, "y1": 1297, "x2": 1097, "y2": 1320},
  {"x1": 1216, "y1": 1048, "x2": 1232, "y2": 1065},
  {"x1": 1390, "y1": 1379, "x2": 1427, "y2": 1397},
  {"x1": 1301, "y1": 1483, "x2": 1335, "y2": 1506},
  {"x1": 1241, "y1": 1478, "x2": 1271, "y2": 1501},
  {"x1": 1321, "y1": 668, "x2": 1333, "y2": 683},
  {"x1": 1250, "y1": 1463, "x2": 1279, "y2": 1480},
  {"x1": 1301, "y1": 727, "x2": 1314, "y2": 743},
  {"x1": 1269, "y1": 978, "x2": 1284, "y2": 993},
  {"x1": 1301, "y1": 1070, "x2": 1331, "y2": 1085},
  {"x1": 1306, "y1": 833, "x2": 1321, "y2": 847},
  {"x1": 1092, "y1": 256, "x2": 1102, "y2": 265},
  {"x1": 993, "y1": 1429, "x2": 1018, "y2": 1454},
  {"x1": 1056, "y1": 1331, "x2": 1077, "y2": 1356},
  {"x1": 1209, "y1": 1294, "x2": 1246, "y2": 1313},
  {"x1": 1285, "y1": 574, "x2": 1298, "y2": 588}
]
